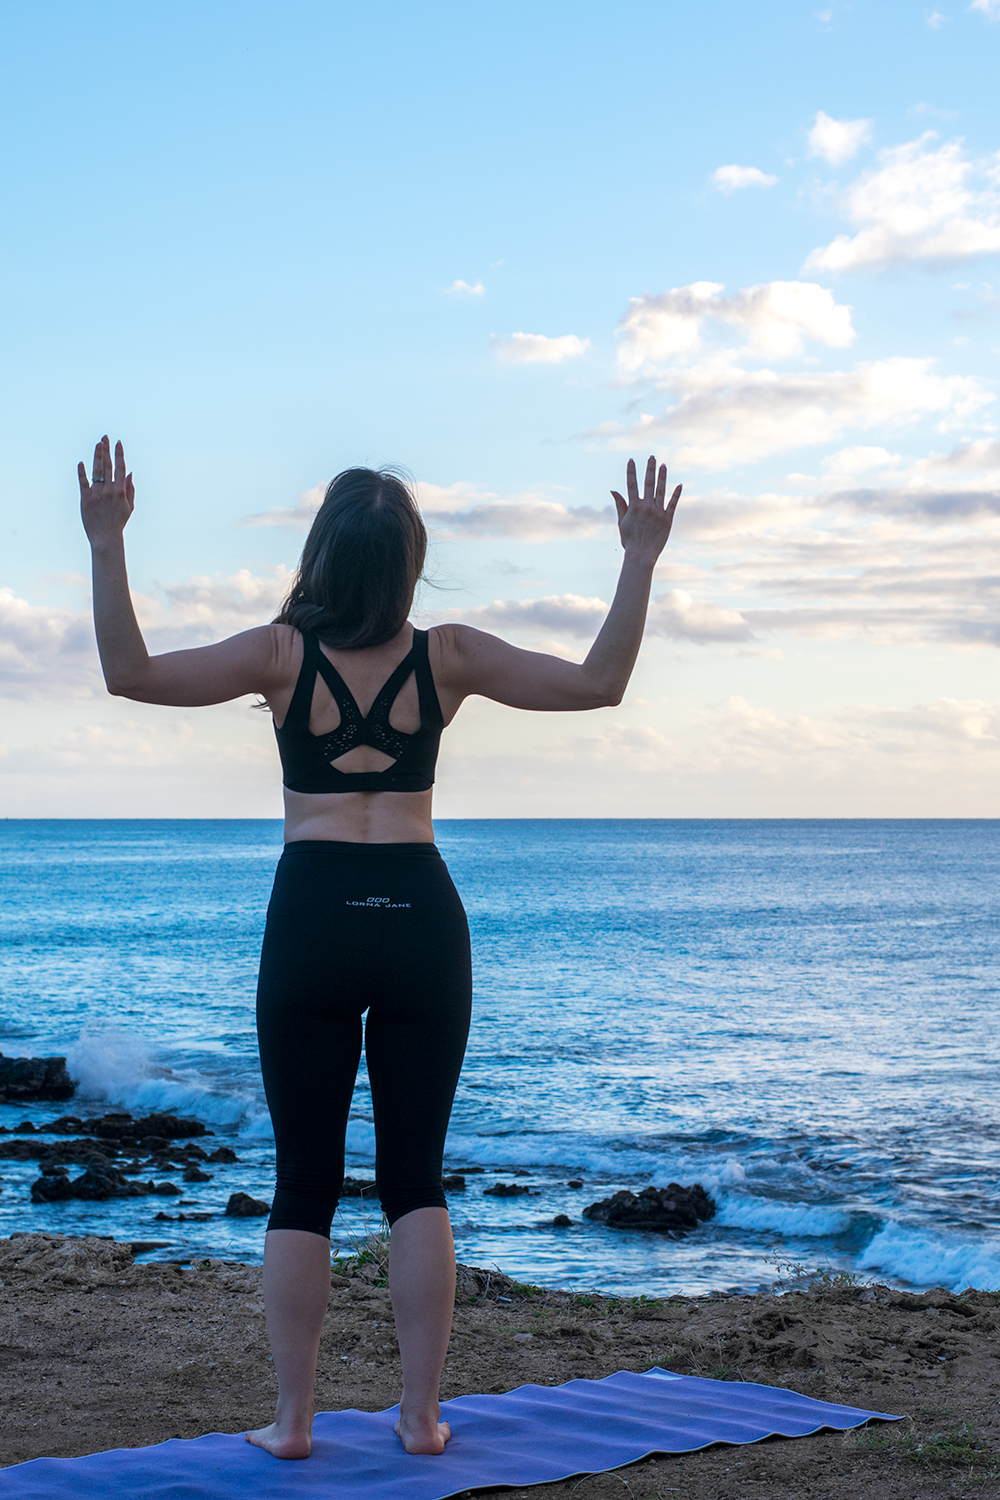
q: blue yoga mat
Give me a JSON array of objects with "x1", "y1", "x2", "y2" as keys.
[{"x1": 0, "y1": 1368, "x2": 899, "y2": 1499}]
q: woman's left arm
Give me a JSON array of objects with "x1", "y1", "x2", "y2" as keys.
[{"x1": 80, "y1": 435, "x2": 285, "y2": 705}]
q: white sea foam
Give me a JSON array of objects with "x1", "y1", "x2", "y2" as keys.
[
  {"x1": 66, "y1": 1026, "x2": 253, "y2": 1129},
  {"x1": 858, "y1": 1222, "x2": 1000, "y2": 1293},
  {"x1": 713, "y1": 1194, "x2": 852, "y2": 1238}
]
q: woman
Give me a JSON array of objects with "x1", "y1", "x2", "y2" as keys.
[{"x1": 79, "y1": 436, "x2": 680, "y2": 1460}]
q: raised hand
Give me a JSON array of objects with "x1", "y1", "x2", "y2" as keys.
[
  {"x1": 611, "y1": 456, "x2": 681, "y2": 562},
  {"x1": 79, "y1": 435, "x2": 135, "y2": 546}
]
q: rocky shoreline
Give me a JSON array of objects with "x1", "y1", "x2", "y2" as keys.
[{"x1": 0, "y1": 1231, "x2": 998, "y2": 1496}]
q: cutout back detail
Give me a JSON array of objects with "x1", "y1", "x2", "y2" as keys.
[{"x1": 274, "y1": 629, "x2": 445, "y2": 795}]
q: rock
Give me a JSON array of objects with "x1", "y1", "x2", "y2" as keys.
[
  {"x1": 0, "y1": 1233, "x2": 133, "y2": 1284},
  {"x1": 339, "y1": 1177, "x2": 378, "y2": 1198},
  {"x1": 0, "y1": 1054, "x2": 75, "y2": 1103},
  {"x1": 484, "y1": 1182, "x2": 532, "y2": 1197},
  {"x1": 183, "y1": 1166, "x2": 213, "y2": 1183},
  {"x1": 88, "y1": 1113, "x2": 208, "y2": 1142},
  {"x1": 225, "y1": 1192, "x2": 271, "y2": 1218},
  {"x1": 0, "y1": 1138, "x2": 116, "y2": 1165},
  {"x1": 38, "y1": 1116, "x2": 85, "y2": 1134},
  {"x1": 150, "y1": 1182, "x2": 181, "y2": 1196},
  {"x1": 582, "y1": 1182, "x2": 716, "y2": 1233},
  {"x1": 442, "y1": 1174, "x2": 466, "y2": 1191},
  {"x1": 552, "y1": 1214, "x2": 573, "y2": 1227},
  {"x1": 29, "y1": 1164, "x2": 153, "y2": 1203},
  {"x1": 207, "y1": 1146, "x2": 238, "y2": 1164},
  {"x1": 568, "y1": 1179, "x2": 584, "y2": 1189},
  {"x1": 30, "y1": 1169, "x2": 74, "y2": 1202},
  {"x1": 128, "y1": 1241, "x2": 171, "y2": 1255}
]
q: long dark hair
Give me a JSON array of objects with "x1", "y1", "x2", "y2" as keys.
[{"x1": 275, "y1": 467, "x2": 427, "y2": 649}]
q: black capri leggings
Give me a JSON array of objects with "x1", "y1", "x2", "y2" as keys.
[{"x1": 256, "y1": 841, "x2": 472, "y2": 1235}]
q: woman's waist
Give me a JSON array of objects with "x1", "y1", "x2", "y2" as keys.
[{"x1": 282, "y1": 786, "x2": 435, "y2": 847}]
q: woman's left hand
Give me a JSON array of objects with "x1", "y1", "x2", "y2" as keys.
[
  {"x1": 79, "y1": 435, "x2": 135, "y2": 547},
  {"x1": 611, "y1": 455, "x2": 681, "y2": 563}
]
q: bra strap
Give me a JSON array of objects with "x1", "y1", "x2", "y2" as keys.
[
  {"x1": 411, "y1": 629, "x2": 445, "y2": 729},
  {"x1": 284, "y1": 632, "x2": 322, "y2": 732}
]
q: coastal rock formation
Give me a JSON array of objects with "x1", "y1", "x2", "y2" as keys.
[
  {"x1": 583, "y1": 1183, "x2": 716, "y2": 1233},
  {"x1": 29, "y1": 1165, "x2": 183, "y2": 1202},
  {"x1": 0, "y1": 1054, "x2": 75, "y2": 1103},
  {"x1": 225, "y1": 1191, "x2": 271, "y2": 1217},
  {"x1": 484, "y1": 1182, "x2": 533, "y2": 1197}
]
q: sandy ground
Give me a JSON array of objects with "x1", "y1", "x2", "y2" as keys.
[{"x1": 0, "y1": 1233, "x2": 998, "y2": 1497}]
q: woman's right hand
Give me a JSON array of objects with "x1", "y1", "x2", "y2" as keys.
[{"x1": 79, "y1": 435, "x2": 135, "y2": 547}]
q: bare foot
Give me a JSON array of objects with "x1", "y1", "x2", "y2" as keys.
[
  {"x1": 245, "y1": 1419, "x2": 313, "y2": 1460},
  {"x1": 394, "y1": 1411, "x2": 451, "y2": 1455}
]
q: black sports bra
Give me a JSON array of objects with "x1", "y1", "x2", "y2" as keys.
[{"x1": 274, "y1": 629, "x2": 445, "y2": 794}]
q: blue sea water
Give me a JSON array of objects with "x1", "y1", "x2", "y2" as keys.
[{"x1": 1, "y1": 818, "x2": 998, "y2": 1297}]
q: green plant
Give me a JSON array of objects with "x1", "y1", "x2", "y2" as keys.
[
  {"x1": 764, "y1": 1247, "x2": 875, "y2": 1295},
  {"x1": 331, "y1": 1216, "x2": 391, "y2": 1280},
  {"x1": 844, "y1": 1420, "x2": 998, "y2": 1475}
]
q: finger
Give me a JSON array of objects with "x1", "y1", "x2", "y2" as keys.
[
  {"x1": 77, "y1": 461, "x2": 90, "y2": 498},
  {"x1": 114, "y1": 440, "x2": 125, "y2": 486},
  {"x1": 654, "y1": 464, "x2": 667, "y2": 507},
  {"x1": 643, "y1": 455, "x2": 656, "y2": 504},
  {"x1": 92, "y1": 440, "x2": 103, "y2": 483},
  {"x1": 611, "y1": 490, "x2": 627, "y2": 523},
  {"x1": 125, "y1": 473, "x2": 135, "y2": 505},
  {"x1": 665, "y1": 483, "x2": 682, "y2": 523},
  {"x1": 626, "y1": 458, "x2": 638, "y2": 506}
]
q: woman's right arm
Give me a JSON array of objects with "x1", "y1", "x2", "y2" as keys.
[{"x1": 80, "y1": 435, "x2": 290, "y2": 705}]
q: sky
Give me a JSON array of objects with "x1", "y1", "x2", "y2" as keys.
[{"x1": 1, "y1": 0, "x2": 999, "y2": 817}]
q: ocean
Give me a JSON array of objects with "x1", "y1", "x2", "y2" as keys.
[{"x1": 1, "y1": 818, "x2": 998, "y2": 1297}]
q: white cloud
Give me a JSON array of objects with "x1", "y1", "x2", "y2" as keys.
[
  {"x1": 927, "y1": 9, "x2": 948, "y2": 26},
  {"x1": 0, "y1": 568, "x2": 291, "y2": 699},
  {"x1": 446, "y1": 279, "x2": 485, "y2": 296},
  {"x1": 415, "y1": 481, "x2": 611, "y2": 540},
  {"x1": 617, "y1": 355, "x2": 992, "y2": 469},
  {"x1": 711, "y1": 165, "x2": 778, "y2": 192},
  {"x1": 617, "y1": 280, "x2": 855, "y2": 369},
  {"x1": 647, "y1": 589, "x2": 754, "y2": 642},
  {"x1": 0, "y1": 588, "x2": 98, "y2": 696},
  {"x1": 433, "y1": 589, "x2": 751, "y2": 644},
  {"x1": 425, "y1": 501, "x2": 610, "y2": 542},
  {"x1": 808, "y1": 112, "x2": 873, "y2": 167},
  {"x1": 491, "y1": 332, "x2": 590, "y2": 365},
  {"x1": 969, "y1": 0, "x2": 1000, "y2": 18},
  {"x1": 808, "y1": 111, "x2": 873, "y2": 167},
  {"x1": 444, "y1": 594, "x2": 609, "y2": 636},
  {"x1": 821, "y1": 445, "x2": 902, "y2": 475},
  {"x1": 242, "y1": 483, "x2": 325, "y2": 528},
  {"x1": 805, "y1": 134, "x2": 1000, "y2": 273}
]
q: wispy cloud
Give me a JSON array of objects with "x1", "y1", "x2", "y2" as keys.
[
  {"x1": 969, "y1": 0, "x2": 1000, "y2": 18},
  {"x1": 710, "y1": 164, "x2": 778, "y2": 192},
  {"x1": 490, "y1": 332, "x2": 590, "y2": 364},
  {"x1": 241, "y1": 484, "x2": 325, "y2": 528},
  {"x1": 446, "y1": 279, "x2": 485, "y2": 296},
  {"x1": 805, "y1": 134, "x2": 1000, "y2": 272}
]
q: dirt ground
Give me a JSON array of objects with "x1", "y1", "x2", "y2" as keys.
[{"x1": 1, "y1": 1233, "x2": 998, "y2": 1497}]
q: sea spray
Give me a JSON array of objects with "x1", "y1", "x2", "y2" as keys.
[{"x1": 66, "y1": 1025, "x2": 255, "y2": 1129}]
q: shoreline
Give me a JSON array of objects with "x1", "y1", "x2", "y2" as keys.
[{"x1": 1, "y1": 1233, "x2": 998, "y2": 1496}]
